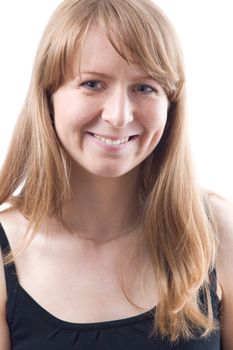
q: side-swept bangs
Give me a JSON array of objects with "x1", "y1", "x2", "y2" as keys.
[{"x1": 38, "y1": 0, "x2": 184, "y2": 101}]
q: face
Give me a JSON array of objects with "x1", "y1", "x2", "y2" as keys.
[{"x1": 52, "y1": 26, "x2": 169, "y2": 178}]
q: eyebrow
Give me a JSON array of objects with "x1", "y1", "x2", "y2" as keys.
[
  {"x1": 79, "y1": 71, "x2": 114, "y2": 79},
  {"x1": 78, "y1": 71, "x2": 155, "y2": 81}
]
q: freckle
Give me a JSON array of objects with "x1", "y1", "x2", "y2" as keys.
[{"x1": 82, "y1": 92, "x2": 92, "y2": 97}]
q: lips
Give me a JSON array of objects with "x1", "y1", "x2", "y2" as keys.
[
  {"x1": 93, "y1": 134, "x2": 129, "y2": 145},
  {"x1": 86, "y1": 132, "x2": 139, "y2": 147}
]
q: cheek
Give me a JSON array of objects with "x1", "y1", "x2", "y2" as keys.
[
  {"x1": 53, "y1": 91, "x2": 99, "y2": 131},
  {"x1": 142, "y1": 103, "x2": 168, "y2": 132}
]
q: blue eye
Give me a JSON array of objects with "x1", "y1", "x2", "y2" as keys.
[
  {"x1": 81, "y1": 80, "x2": 102, "y2": 90},
  {"x1": 134, "y1": 84, "x2": 156, "y2": 94}
]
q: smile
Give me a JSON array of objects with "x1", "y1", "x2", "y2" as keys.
[{"x1": 93, "y1": 134, "x2": 129, "y2": 145}]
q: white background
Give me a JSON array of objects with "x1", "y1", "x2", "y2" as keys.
[{"x1": 0, "y1": 1, "x2": 232, "y2": 201}]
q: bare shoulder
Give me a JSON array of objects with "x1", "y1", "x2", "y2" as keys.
[
  {"x1": 209, "y1": 193, "x2": 233, "y2": 232},
  {"x1": 0, "y1": 208, "x2": 13, "y2": 350},
  {"x1": 0, "y1": 251, "x2": 11, "y2": 349},
  {"x1": 208, "y1": 194, "x2": 233, "y2": 350},
  {"x1": 0, "y1": 206, "x2": 28, "y2": 247},
  {"x1": 0, "y1": 206, "x2": 28, "y2": 303},
  {"x1": 208, "y1": 194, "x2": 233, "y2": 261},
  {"x1": 208, "y1": 193, "x2": 233, "y2": 280}
]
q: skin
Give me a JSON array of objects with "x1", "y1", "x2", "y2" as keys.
[
  {"x1": 0, "y1": 25, "x2": 233, "y2": 350},
  {"x1": 53, "y1": 27, "x2": 169, "y2": 179},
  {"x1": 52, "y1": 26, "x2": 169, "y2": 240},
  {"x1": 0, "y1": 27, "x2": 169, "y2": 345}
]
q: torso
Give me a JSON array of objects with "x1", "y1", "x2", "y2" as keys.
[
  {"x1": 0, "y1": 199, "x2": 228, "y2": 350},
  {"x1": 0, "y1": 207, "x2": 159, "y2": 323}
]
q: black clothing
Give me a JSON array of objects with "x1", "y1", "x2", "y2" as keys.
[{"x1": 0, "y1": 223, "x2": 221, "y2": 349}]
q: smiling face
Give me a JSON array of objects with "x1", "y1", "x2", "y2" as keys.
[{"x1": 52, "y1": 26, "x2": 169, "y2": 178}]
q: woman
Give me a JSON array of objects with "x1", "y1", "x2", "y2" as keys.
[{"x1": 0, "y1": 0, "x2": 232, "y2": 349}]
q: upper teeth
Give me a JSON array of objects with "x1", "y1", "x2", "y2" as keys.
[{"x1": 93, "y1": 134, "x2": 129, "y2": 145}]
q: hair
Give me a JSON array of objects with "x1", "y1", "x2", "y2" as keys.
[{"x1": 0, "y1": 0, "x2": 219, "y2": 342}]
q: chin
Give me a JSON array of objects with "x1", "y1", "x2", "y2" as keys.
[
  {"x1": 90, "y1": 169, "x2": 129, "y2": 178},
  {"x1": 86, "y1": 164, "x2": 136, "y2": 178}
]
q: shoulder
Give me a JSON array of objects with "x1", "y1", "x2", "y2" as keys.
[
  {"x1": 0, "y1": 255, "x2": 10, "y2": 349},
  {"x1": 0, "y1": 207, "x2": 20, "y2": 298},
  {"x1": 0, "y1": 206, "x2": 28, "y2": 300},
  {"x1": 208, "y1": 193, "x2": 233, "y2": 349},
  {"x1": 209, "y1": 194, "x2": 233, "y2": 265},
  {"x1": 208, "y1": 193, "x2": 233, "y2": 283},
  {"x1": 0, "y1": 206, "x2": 29, "y2": 306},
  {"x1": 0, "y1": 207, "x2": 19, "y2": 349},
  {"x1": 0, "y1": 206, "x2": 28, "y2": 248},
  {"x1": 209, "y1": 193, "x2": 233, "y2": 232}
]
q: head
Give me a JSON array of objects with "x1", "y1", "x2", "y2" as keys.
[
  {"x1": 2, "y1": 0, "x2": 186, "y2": 215},
  {"x1": 28, "y1": 0, "x2": 185, "y2": 190}
]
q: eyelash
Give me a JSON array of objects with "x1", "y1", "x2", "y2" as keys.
[
  {"x1": 80, "y1": 80, "x2": 102, "y2": 90},
  {"x1": 80, "y1": 80, "x2": 158, "y2": 94},
  {"x1": 133, "y1": 84, "x2": 157, "y2": 94}
]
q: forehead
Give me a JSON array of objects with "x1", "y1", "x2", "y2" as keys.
[{"x1": 72, "y1": 26, "x2": 148, "y2": 79}]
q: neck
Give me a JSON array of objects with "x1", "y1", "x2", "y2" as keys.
[{"x1": 62, "y1": 165, "x2": 142, "y2": 242}]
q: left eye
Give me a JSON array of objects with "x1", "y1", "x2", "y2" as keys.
[
  {"x1": 134, "y1": 84, "x2": 156, "y2": 94},
  {"x1": 80, "y1": 81, "x2": 102, "y2": 89}
]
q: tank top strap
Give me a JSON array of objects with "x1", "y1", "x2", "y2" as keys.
[
  {"x1": 0, "y1": 223, "x2": 19, "y2": 297},
  {"x1": 209, "y1": 267, "x2": 217, "y2": 294}
]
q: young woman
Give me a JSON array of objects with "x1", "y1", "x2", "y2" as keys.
[{"x1": 0, "y1": 0, "x2": 232, "y2": 349}]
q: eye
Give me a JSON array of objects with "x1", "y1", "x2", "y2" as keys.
[
  {"x1": 134, "y1": 84, "x2": 157, "y2": 94},
  {"x1": 80, "y1": 80, "x2": 103, "y2": 90}
]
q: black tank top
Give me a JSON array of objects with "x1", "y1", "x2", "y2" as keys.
[{"x1": 0, "y1": 223, "x2": 222, "y2": 349}]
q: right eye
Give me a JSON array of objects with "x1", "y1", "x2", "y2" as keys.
[
  {"x1": 133, "y1": 83, "x2": 157, "y2": 95},
  {"x1": 80, "y1": 80, "x2": 103, "y2": 90}
]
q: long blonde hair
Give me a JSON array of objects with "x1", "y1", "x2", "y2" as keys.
[{"x1": 0, "y1": 0, "x2": 219, "y2": 342}]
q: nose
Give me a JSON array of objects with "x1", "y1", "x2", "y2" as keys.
[{"x1": 101, "y1": 88, "x2": 133, "y2": 128}]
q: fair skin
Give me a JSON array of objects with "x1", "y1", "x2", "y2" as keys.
[
  {"x1": 53, "y1": 26, "x2": 169, "y2": 240},
  {"x1": 0, "y1": 27, "x2": 232, "y2": 349},
  {"x1": 212, "y1": 196, "x2": 233, "y2": 350}
]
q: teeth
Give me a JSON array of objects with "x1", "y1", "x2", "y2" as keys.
[{"x1": 93, "y1": 134, "x2": 129, "y2": 145}]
